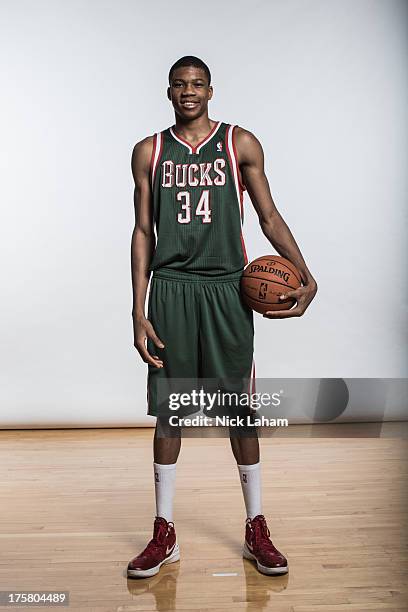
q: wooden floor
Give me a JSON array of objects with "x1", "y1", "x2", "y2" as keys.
[{"x1": 0, "y1": 424, "x2": 407, "y2": 612}]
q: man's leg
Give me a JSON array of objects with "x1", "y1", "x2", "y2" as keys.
[
  {"x1": 127, "y1": 415, "x2": 182, "y2": 579},
  {"x1": 230, "y1": 429, "x2": 262, "y2": 519},
  {"x1": 198, "y1": 276, "x2": 288, "y2": 575},
  {"x1": 148, "y1": 275, "x2": 199, "y2": 523},
  {"x1": 153, "y1": 417, "x2": 181, "y2": 523},
  {"x1": 154, "y1": 417, "x2": 181, "y2": 464},
  {"x1": 230, "y1": 424, "x2": 287, "y2": 575},
  {"x1": 198, "y1": 277, "x2": 260, "y2": 517},
  {"x1": 128, "y1": 274, "x2": 199, "y2": 578}
]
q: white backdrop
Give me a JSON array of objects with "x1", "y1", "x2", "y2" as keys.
[{"x1": 1, "y1": 0, "x2": 407, "y2": 427}]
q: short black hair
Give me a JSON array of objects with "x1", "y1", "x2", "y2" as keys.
[{"x1": 168, "y1": 56, "x2": 211, "y2": 86}]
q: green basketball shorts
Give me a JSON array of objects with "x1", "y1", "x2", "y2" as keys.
[{"x1": 146, "y1": 268, "x2": 255, "y2": 418}]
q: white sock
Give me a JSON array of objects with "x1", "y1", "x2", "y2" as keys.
[
  {"x1": 153, "y1": 462, "x2": 176, "y2": 523},
  {"x1": 237, "y1": 462, "x2": 262, "y2": 519}
]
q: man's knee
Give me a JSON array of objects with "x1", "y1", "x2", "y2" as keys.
[{"x1": 155, "y1": 416, "x2": 181, "y2": 439}]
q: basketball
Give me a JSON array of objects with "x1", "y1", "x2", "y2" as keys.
[{"x1": 240, "y1": 255, "x2": 301, "y2": 314}]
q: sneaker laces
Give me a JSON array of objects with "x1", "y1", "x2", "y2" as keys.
[
  {"x1": 250, "y1": 515, "x2": 277, "y2": 551},
  {"x1": 141, "y1": 518, "x2": 172, "y2": 557}
]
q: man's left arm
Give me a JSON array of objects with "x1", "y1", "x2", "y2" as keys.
[{"x1": 235, "y1": 127, "x2": 318, "y2": 318}]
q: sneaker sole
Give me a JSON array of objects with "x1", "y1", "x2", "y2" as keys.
[
  {"x1": 127, "y1": 544, "x2": 180, "y2": 578},
  {"x1": 243, "y1": 542, "x2": 288, "y2": 575}
]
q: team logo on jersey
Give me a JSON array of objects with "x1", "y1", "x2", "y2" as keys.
[
  {"x1": 216, "y1": 141, "x2": 223, "y2": 152},
  {"x1": 161, "y1": 159, "x2": 226, "y2": 188}
]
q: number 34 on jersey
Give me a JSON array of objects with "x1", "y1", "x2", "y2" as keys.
[{"x1": 176, "y1": 190, "x2": 211, "y2": 224}]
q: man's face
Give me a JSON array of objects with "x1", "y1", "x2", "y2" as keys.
[{"x1": 167, "y1": 66, "x2": 213, "y2": 120}]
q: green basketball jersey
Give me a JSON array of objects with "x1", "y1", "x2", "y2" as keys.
[{"x1": 148, "y1": 121, "x2": 249, "y2": 276}]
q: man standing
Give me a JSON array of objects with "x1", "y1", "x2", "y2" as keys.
[{"x1": 128, "y1": 56, "x2": 317, "y2": 578}]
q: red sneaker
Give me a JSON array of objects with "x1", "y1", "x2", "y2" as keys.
[
  {"x1": 127, "y1": 517, "x2": 180, "y2": 578},
  {"x1": 243, "y1": 515, "x2": 288, "y2": 575}
]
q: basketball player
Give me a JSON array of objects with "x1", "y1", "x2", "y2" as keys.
[{"x1": 128, "y1": 57, "x2": 317, "y2": 578}]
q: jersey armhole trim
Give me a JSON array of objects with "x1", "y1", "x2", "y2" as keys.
[
  {"x1": 226, "y1": 124, "x2": 244, "y2": 219},
  {"x1": 225, "y1": 124, "x2": 248, "y2": 265},
  {"x1": 231, "y1": 125, "x2": 246, "y2": 193},
  {"x1": 150, "y1": 132, "x2": 164, "y2": 190}
]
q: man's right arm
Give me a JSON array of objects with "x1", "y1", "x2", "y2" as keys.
[{"x1": 131, "y1": 137, "x2": 165, "y2": 368}]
